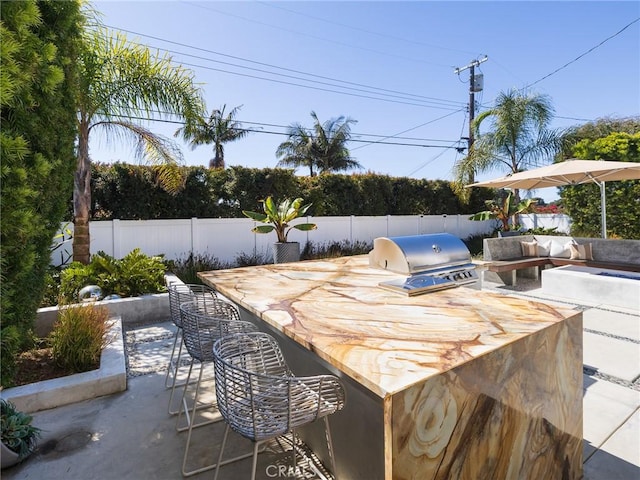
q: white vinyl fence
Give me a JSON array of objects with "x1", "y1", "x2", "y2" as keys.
[{"x1": 51, "y1": 214, "x2": 572, "y2": 266}]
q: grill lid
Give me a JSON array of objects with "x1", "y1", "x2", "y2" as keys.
[{"x1": 368, "y1": 233, "x2": 472, "y2": 275}]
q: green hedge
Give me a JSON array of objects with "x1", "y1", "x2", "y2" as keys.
[
  {"x1": 90, "y1": 164, "x2": 492, "y2": 219},
  {"x1": 1, "y1": 0, "x2": 82, "y2": 386}
]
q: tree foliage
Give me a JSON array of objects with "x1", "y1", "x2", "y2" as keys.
[
  {"x1": 561, "y1": 116, "x2": 640, "y2": 153},
  {"x1": 175, "y1": 104, "x2": 250, "y2": 169},
  {"x1": 454, "y1": 89, "x2": 563, "y2": 200},
  {"x1": 276, "y1": 111, "x2": 361, "y2": 176},
  {"x1": 0, "y1": 0, "x2": 83, "y2": 385},
  {"x1": 560, "y1": 125, "x2": 640, "y2": 239},
  {"x1": 73, "y1": 26, "x2": 205, "y2": 263},
  {"x1": 469, "y1": 192, "x2": 537, "y2": 231},
  {"x1": 89, "y1": 164, "x2": 492, "y2": 219}
]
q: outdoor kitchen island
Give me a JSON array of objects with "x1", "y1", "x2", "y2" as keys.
[{"x1": 199, "y1": 255, "x2": 583, "y2": 480}]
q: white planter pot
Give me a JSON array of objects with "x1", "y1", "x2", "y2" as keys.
[
  {"x1": 1, "y1": 442, "x2": 21, "y2": 469},
  {"x1": 273, "y1": 242, "x2": 300, "y2": 263}
]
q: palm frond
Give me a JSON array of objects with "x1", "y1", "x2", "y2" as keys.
[
  {"x1": 455, "y1": 88, "x2": 561, "y2": 185},
  {"x1": 83, "y1": 28, "x2": 205, "y2": 124},
  {"x1": 92, "y1": 120, "x2": 185, "y2": 194}
]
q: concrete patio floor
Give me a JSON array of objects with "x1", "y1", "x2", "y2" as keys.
[{"x1": 2, "y1": 279, "x2": 638, "y2": 480}]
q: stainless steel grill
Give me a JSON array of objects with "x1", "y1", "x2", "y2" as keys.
[{"x1": 368, "y1": 233, "x2": 478, "y2": 295}]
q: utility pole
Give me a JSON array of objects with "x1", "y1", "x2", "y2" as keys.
[{"x1": 454, "y1": 56, "x2": 488, "y2": 181}]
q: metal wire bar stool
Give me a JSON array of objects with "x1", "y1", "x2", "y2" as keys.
[
  {"x1": 212, "y1": 332, "x2": 346, "y2": 480},
  {"x1": 178, "y1": 299, "x2": 258, "y2": 477},
  {"x1": 166, "y1": 282, "x2": 218, "y2": 415}
]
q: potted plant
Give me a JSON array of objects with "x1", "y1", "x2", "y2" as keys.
[
  {"x1": 242, "y1": 196, "x2": 317, "y2": 263},
  {"x1": 468, "y1": 191, "x2": 537, "y2": 236},
  {"x1": 1, "y1": 398, "x2": 41, "y2": 468}
]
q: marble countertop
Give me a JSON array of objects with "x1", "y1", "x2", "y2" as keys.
[{"x1": 199, "y1": 255, "x2": 580, "y2": 398}]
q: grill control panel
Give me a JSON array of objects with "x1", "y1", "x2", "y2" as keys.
[{"x1": 378, "y1": 268, "x2": 479, "y2": 296}]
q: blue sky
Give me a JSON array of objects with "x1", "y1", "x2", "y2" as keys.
[{"x1": 91, "y1": 1, "x2": 640, "y2": 202}]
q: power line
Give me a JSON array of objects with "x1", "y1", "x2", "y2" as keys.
[
  {"x1": 403, "y1": 110, "x2": 469, "y2": 176},
  {"x1": 256, "y1": 1, "x2": 480, "y2": 57},
  {"x1": 142, "y1": 56, "x2": 463, "y2": 111},
  {"x1": 129, "y1": 41, "x2": 462, "y2": 110},
  {"x1": 180, "y1": 0, "x2": 452, "y2": 69},
  {"x1": 555, "y1": 115, "x2": 593, "y2": 122},
  {"x1": 451, "y1": 109, "x2": 470, "y2": 167},
  {"x1": 111, "y1": 114, "x2": 463, "y2": 149},
  {"x1": 104, "y1": 24, "x2": 465, "y2": 109},
  {"x1": 351, "y1": 109, "x2": 464, "y2": 151},
  {"x1": 143, "y1": 109, "x2": 462, "y2": 143},
  {"x1": 524, "y1": 17, "x2": 640, "y2": 90},
  {"x1": 405, "y1": 141, "x2": 458, "y2": 177}
]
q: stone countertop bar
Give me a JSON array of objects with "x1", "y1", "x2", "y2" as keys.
[{"x1": 199, "y1": 255, "x2": 583, "y2": 479}]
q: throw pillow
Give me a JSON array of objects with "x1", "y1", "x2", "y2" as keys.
[
  {"x1": 537, "y1": 240, "x2": 551, "y2": 257},
  {"x1": 520, "y1": 240, "x2": 539, "y2": 257},
  {"x1": 549, "y1": 240, "x2": 574, "y2": 258},
  {"x1": 570, "y1": 243, "x2": 594, "y2": 261}
]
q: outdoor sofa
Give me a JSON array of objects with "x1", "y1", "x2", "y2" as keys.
[{"x1": 483, "y1": 234, "x2": 640, "y2": 285}]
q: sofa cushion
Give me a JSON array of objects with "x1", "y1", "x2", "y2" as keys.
[
  {"x1": 537, "y1": 240, "x2": 551, "y2": 257},
  {"x1": 549, "y1": 239, "x2": 574, "y2": 258},
  {"x1": 570, "y1": 243, "x2": 594, "y2": 261},
  {"x1": 521, "y1": 240, "x2": 539, "y2": 257}
]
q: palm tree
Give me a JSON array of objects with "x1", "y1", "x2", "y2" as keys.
[
  {"x1": 454, "y1": 89, "x2": 563, "y2": 201},
  {"x1": 311, "y1": 111, "x2": 361, "y2": 174},
  {"x1": 275, "y1": 122, "x2": 316, "y2": 176},
  {"x1": 175, "y1": 104, "x2": 249, "y2": 169},
  {"x1": 276, "y1": 111, "x2": 360, "y2": 175},
  {"x1": 73, "y1": 28, "x2": 205, "y2": 264}
]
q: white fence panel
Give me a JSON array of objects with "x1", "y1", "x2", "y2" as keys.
[
  {"x1": 118, "y1": 219, "x2": 193, "y2": 259},
  {"x1": 519, "y1": 214, "x2": 572, "y2": 233},
  {"x1": 459, "y1": 216, "x2": 501, "y2": 238},
  {"x1": 386, "y1": 216, "x2": 420, "y2": 237},
  {"x1": 307, "y1": 217, "x2": 353, "y2": 244},
  {"x1": 352, "y1": 216, "x2": 391, "y2": 242},
  {"x1": 418, "y1": 215, "x2": 448, "y2": 235},
  {"x1": 90, "y1": 221, "x2": 113, "y2": 256},
  {"x1": 53, "y1": 214, "x2": 555, "y2": 266},
  {"x1": 190, "y1": 218, "x2": 257, "y2": 262}
]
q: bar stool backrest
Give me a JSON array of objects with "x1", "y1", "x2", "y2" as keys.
[
  {"x1": 180, "y1": 299, "x2": 253, "y2": 363},
  {"x1": 213, "y1": 332, "x2": 346, "y2": 442},
  {"x1": 168, "y1": 283, "x2": 218, "y2": 328}
]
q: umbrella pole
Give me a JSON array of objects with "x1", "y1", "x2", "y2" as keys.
[{"x1": 599, "y1": 180, "x2": 607, "y2": 239}]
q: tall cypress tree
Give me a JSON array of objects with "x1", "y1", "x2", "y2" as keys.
[{"x1": 0, "y1": 0, "x2": 82, "y2": 385}]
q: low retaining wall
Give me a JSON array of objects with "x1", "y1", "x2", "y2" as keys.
[
  {"x1": 2, "y1": 294, "x2": 171, "y2": 413},
  {"x1": 1, "y1": 318, "x2": 126, "y2": 413},
  {"x1": 35, "y1": 293, "x2": 170, "y2": 337}
]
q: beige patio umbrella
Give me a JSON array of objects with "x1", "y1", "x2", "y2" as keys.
[{"x1": 466, "y1": 159, "x2": 640, "y2": 238}]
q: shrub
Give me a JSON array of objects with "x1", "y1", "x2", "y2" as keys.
[
  {"x1": 301, "y1": 240, "x2": 372, "y2": 260},
  {"x1": 165, "y1": 253, "x2": 233, "y2": 285},
  {"x1": 49, "y1": 304, "x2": 111, "y2": 372},
  {"x1": 41, "y1": 266, "x2": 63, "y2": 308},
  {"x1": 59, "y1": 249, "x2": 166, "y2": 303},
  {"x1": 524, "y1": 227, "x2": 561, "y2": 235},
  {"x1": 91, "y1": 165, "x2": 495, "y2": 220},
  {"x1": 462, "y1": 234, "x2": 487, "y2": 258},
  {"x1": 235, "y1": 250, "x2": 272, "y2": 267},
  {"x1": 0, "y1": 326, "x2": 22, "y2": 387}
]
